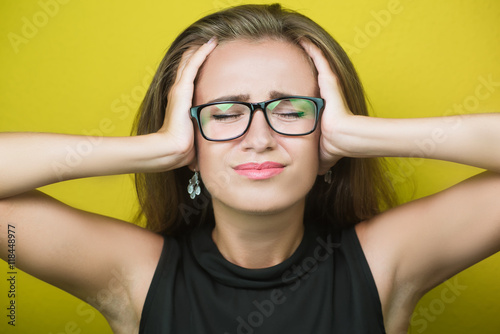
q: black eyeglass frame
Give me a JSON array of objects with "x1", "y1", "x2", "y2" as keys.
[{"x1": 190, "y1": 96, "x2": 325, "y2": 142}]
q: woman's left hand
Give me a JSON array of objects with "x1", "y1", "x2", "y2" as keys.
[{"x1": 300, "y1": 39, "x2": 357, "y2": 175}]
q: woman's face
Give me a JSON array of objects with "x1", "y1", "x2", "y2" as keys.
[{"x1": 193, "y1": 38, "x2": 320, "y2": 215}]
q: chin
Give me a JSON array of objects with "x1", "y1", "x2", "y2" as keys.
[
  {"x1": 206, "y1": 175, "x2": 313, "y2": 216},
  {"x1": 217, "y1": 193, "x2": 305, "y2": 216},
  {"x1": 237, "y1": 204, "x2": 289, "y2": 216}
]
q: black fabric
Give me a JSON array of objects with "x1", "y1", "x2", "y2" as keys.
[{"x1": 139, "y1": 220, "x2": 386, "y2": 333}]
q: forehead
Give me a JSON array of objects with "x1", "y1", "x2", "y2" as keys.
[{"x1": 194, "y1": 39, "x2": 318, "y2": 104}]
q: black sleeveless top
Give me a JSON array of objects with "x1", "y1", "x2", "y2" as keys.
[{"x1": 139, "y1": 222, "x2": 385, "y2": 333}]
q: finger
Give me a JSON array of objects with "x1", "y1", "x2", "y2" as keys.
[
  {"x1": 299, "y1": 39, "x2": 336, "y2": 78},
  {"x1": 172, "y1": 37, "x2": 217, "y2": 90},
  {"x1": 176, "y1": 37, "x2": 218, "y2": 88},
  {"x1": 174, "y1": 48, "x2": 196, "y2": 84},
  {"x1": 166, "y1": 38, "x2": 218, "y2": 126},
  {"x1": 299, "y1": 39, "x2": 348, "y2": 110}
]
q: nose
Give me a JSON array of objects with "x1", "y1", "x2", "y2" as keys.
[{"x1": 240, "y1": 109, "x2": 277, "y2": 152}]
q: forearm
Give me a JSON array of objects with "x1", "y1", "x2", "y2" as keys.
[
  {"x1": 336, "y1": 113, "x2": 500, "y2": 172},
  {"x1": 0, "y1": 132, "x2": 187, "y2": 198}
]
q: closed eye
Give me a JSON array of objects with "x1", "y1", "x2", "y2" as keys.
[
  {"x1": 272, "y1": 111, "x2": 306, "y2": 120},
  {"x1": 212, "y1": 113, "x2": 244, "y2": 122}
]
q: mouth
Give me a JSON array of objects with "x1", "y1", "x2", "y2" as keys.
[{"x1": 233, "y1": 161, "x2": 285, "y2": 180}]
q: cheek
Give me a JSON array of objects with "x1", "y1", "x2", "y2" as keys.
[
  {"x1": 196, "y1": 135, "x2": 233, "y2": 196},
  {"x1": 195, "y1": 132, "x2": 213, "y2": 173},
  {"x1": 306, "y1": 137, "x2": 321, "y2": 180},
  {"x1": 289, "y1": 131, "x2": 320, "y2": 169},
  {"x1": 297, "y1": 136, "x2": 321, "y2": 194}
]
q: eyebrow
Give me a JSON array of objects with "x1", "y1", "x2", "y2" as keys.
[
  {"x1": 207, "y1": 94, "x2": 250, "y2": 103},
  {"x1": 207, "y1": 91, "x2": 295, "y2": 104}
]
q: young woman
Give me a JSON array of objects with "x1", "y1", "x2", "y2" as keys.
[{"x1": 1, "y1": 4, "x2": 499, "y2": 334}]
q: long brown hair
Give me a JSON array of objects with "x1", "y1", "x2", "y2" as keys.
[{"x1": 132, "y1": 3, "x2": 397, "y2": 236}]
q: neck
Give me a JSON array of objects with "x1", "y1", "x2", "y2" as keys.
[{"x1": 211, "y1": 199, "x2": 305, "y2": 269}]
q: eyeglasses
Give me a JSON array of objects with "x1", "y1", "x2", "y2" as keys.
[{"x1": 190, "y1": 96, "x2": 324, "y2": 141}]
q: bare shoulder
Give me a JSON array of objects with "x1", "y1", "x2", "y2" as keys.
[
  {"x1": 356, "y1": 171, "x2": 500, "y2": 332},
  {"x1": 0, "y1": 190, "x2": 164, "y2": 329}
]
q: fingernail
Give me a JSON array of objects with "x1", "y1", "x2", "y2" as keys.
[{"x1": 207, "y1": 36, "x2": 217, "y2": 45}]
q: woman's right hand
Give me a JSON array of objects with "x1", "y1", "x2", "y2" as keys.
[
  {"x1": 0, "y1": 38, "x2": 218, "y2": 198},
  {"x1": 156, "y1": 37, "x2": 218, "y2": 169}
]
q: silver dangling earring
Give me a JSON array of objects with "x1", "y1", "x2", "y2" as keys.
[
  {"x1": 188, "y1": 170, "x2": 201, "y2": 199},
  {"x1": 324, "y1": 169, "x2": 333, "y2": 184}
]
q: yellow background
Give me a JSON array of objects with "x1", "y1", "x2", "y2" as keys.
[{"x1": 1, "y1": 0, "x2": 499, "y2": 333}]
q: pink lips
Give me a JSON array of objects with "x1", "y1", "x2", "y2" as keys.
[{"x1": 234, "y1": 161, "x2": 285, "y2": 180}]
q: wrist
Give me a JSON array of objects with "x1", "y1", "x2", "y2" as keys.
[
  {"x1": 325, "y1": 115, "x2": 374, "y2": 158},
  {"x1": 325, "y1": 115, "x2": 407, "y2": 159},
  {"x1": 132, "y1": 133, "x2": 194, "y2": 173}
]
